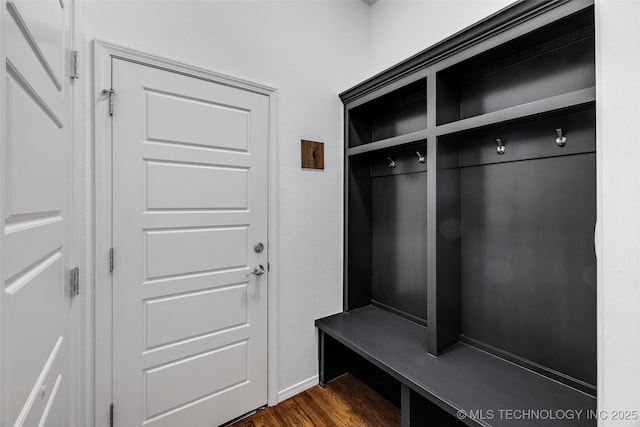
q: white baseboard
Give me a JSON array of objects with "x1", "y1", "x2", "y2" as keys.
[{"x1": 276, "y1": 375, "x2": 319, "y2": 403}]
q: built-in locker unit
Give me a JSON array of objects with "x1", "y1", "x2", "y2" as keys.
[{"x1": 316, "y1": 1, "x2": 597, "y2": 425}]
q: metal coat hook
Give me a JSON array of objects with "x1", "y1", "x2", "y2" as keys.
[
  {"x1": 416, "y1": 151, "x2": 426, "y2": 163},
  {"x1": 387, "y1": 157, "x2": 396, "y2": 168},
  {"x1": 496, "y1": 138, "x2": 506, "y2": 155},
  {"x1": 555, "y1": 128, "x2": 567, "y2": 147}
]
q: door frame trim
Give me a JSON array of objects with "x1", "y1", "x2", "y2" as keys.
[{"x1": 93, "y1": 39, "x2": 279, "y2": 427}]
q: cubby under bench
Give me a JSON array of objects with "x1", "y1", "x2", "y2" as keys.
[{"x1": 316, "y1": 306, "x2": 596, "y2": 427}]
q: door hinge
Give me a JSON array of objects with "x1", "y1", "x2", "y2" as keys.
[
  {"x1": 109, "y1": 403, "x2": 114, "y2": 427},
  {"x1": 69, "y1": 267, "x2": 80, "y2": 297},
  {"x1": 267, "y1": 262, "x2": 270, "y2": 272},
  {"x1": 109, "y1": 248, "x2": 114, "y2": 273},
  {"x1": 102, "y1": 89, "x2": 115, "y2": 116},
  {"x1": 66, "y1": 49, "x2": 79, "y2": 79},
  {"x1": 71, "y1": 50, "x2": 79, "y2": 79}
]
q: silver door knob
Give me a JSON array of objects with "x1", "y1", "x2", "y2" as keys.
[{"x1": 250, "y1": 265, "x2": 265, "y2": 276}]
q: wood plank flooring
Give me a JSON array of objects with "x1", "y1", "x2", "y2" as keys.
[{"x1": 230, "y1": 374, "x2": 400, "y2": 427}]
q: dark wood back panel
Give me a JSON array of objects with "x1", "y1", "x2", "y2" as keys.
[
  {"x1": 460, "y1": 152, "x2": 597, "y2": 388},
  {"x1": 372, "y1": 171, "x2": 428, "y2": 323}
]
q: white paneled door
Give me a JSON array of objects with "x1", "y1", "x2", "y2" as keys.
[
  {"x1": 1, "y1": 0, "x2": 75, "y2": 426},
  {"x1": 111, "y1": 59, "x2": 269, "y2": 426}
]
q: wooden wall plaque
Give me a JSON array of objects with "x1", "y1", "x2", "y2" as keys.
[{"x1": 301, "y1": 140, "x2": 325, "y2": 169}]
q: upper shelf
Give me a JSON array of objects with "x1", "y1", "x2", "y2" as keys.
[
  {"x1": 348, "y1": 78, "x2": 427, "y2": 149},
  {"x1": 347, "y1": 129, "x2": 429, "y2": 157},
  {"x1": 346, "y1": 86, "x2": 595, "y2": 154},
  {"x1": 435, "y1": 86, "x2": 595, "y2": 137},
  {"x1": 436, "y1": 7, "x2": 595, "y2": 128}
]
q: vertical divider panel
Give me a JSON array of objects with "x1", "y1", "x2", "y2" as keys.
[
  {"x1": 343, "y1": 109, "x2": 349, "y2": 311},
  {"x1": 343, "y1": 108, "x2": 352, "y2": 312},
  {"x1": 426, "y1": 72, "x2": 438, "y2": 354},
  {"x1": 345, "y1": 155, "x2": 373, "y2": 311},
  {"x1": 427, "y1": 71, "x2": 457, "y2": 355},
  {"x1": 430, "y1": 137, "x2": 462, "y2": 355}
]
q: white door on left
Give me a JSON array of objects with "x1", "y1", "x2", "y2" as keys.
[{"x1": 1, "y1": 1, "x2": 75, "y2": 426}]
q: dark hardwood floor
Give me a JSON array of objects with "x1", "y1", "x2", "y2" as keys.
[{"x1": 230, "y1": 373, "x2": 400, "y2": 427}]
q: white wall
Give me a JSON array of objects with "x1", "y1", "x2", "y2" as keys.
[
  {"x1": 369, "y1": 0, "x2": 514, "y2": 74},
  {"x1": 595, "y1": 0, "x2": 640, "y2": 425},
  {"x1": 80, "y1": 0, "x2": 370, "y2": 422}
]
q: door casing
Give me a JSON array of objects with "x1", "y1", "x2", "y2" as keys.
[{"x1": 93, "y1": 40, "x2": 279, "y2": 427}]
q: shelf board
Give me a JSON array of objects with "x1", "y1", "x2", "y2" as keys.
[
  {"x1": 435, "y1": 87, "x2": 596, "y2": 137},
  {"x1": 316, "y1": 305, "x2": 595, "y2": 427},
  {"x1": 347, "y1": 129, "x2": 429, "y2": 156}
]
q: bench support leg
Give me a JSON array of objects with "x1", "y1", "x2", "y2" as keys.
[
  {"x1": 401, "y1": 384, "x2": 412, "y2": 427},
  {"x1": 318, "y1": 330, "x2": 351, "y2": 388}
]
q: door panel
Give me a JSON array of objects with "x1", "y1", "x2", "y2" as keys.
[
  {"x1": 144, "y1": 283, "x2": 248, "y2": 349},
  {"x1": 7, "y1": 0, "x2": 66, "y2": 87},
  {"x1": 144, "y1": 341, "x2": 248, "y2": 418},
  {"x1": 145, "y1": 226, "x2": 248, "y2": 279},
  {"x1": 112, "y1": 59, "x2": 268, "y2": 427},
  {"x1": 3, "y1": 220, "x2": 64, "y2": 280},
  {"x1": 146, "y1": 90, "x2": 250, "y2": 151},
  {"x1": 3, "y1": 13, "x2": 64, "y2": 118},
  {"x1": 6, "y1": 74, "x2": 63, "y2": 217},
  {"x1": 146, "y1": 161, "x2": 248, "y2": 210},
  {"x1": 1, "y1": 0, "x2": 73, "y2": 426},
  {"x1": 4, "y1": 255, "x2": 65, "y2": 421}
]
